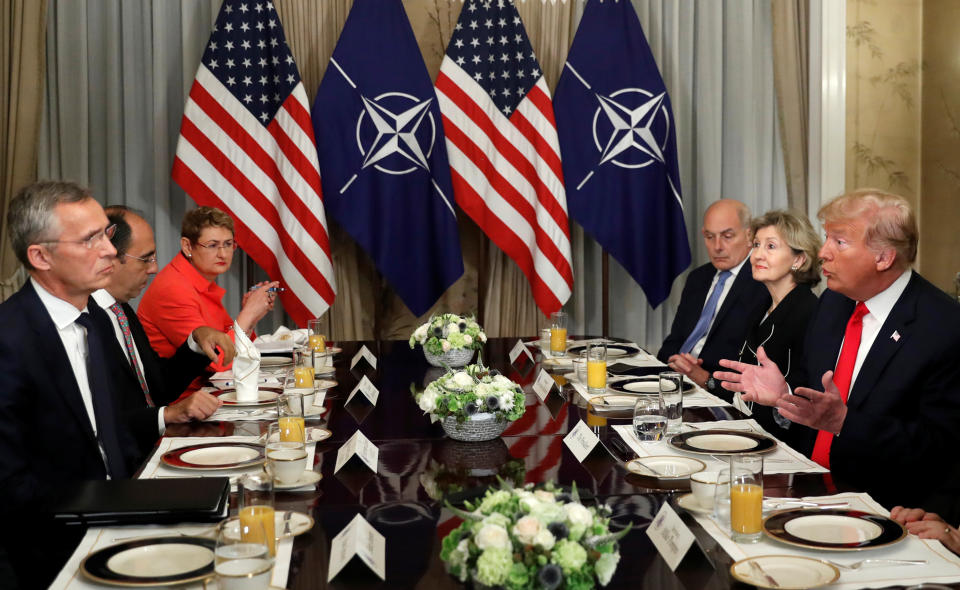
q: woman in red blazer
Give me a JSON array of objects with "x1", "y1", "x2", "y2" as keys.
[{"x1": 138, "y1": 207, "x2": 277, "y2": 374}]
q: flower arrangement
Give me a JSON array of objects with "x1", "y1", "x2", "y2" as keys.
[
  {"x1": 413, "y1": 364, "x2": 525, "y2": 424},
  {"x1": 440, "y1": 482, "x2": 629, "y2": 589},
  {"x1": 409, "y1": 313, "x2": 487, "y2": 355}
]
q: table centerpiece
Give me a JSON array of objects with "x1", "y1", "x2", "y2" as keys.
[
  {"x1": 409, "y1": 313, "x2": 487, "y2": 368},
  {"x1": 413, "y1": 364, "x2": 525, "y2": 442},
  {"x1": 440, "y1": 482, "x2": 630, "y2": 589}
]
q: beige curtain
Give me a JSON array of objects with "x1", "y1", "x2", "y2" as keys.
[
  {"x1": 0, "y1": 0, "x2": 47, "y2": 279},
  {"x1": 771, "y1": 0, "x2": 809, "y2": 212}
]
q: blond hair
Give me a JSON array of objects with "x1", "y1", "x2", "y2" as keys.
[
  {"x1": 818, "y1": 189, "x2": 917, "y2": 267},
  {"x1": 750, "y1": 210, "x2": 822, "y2": 285}
]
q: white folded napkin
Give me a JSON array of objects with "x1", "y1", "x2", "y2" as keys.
[
  {"x1": 232, "y1": 321, "x2": 261, "y2": 402},
  {"x1": 256, "y1": 325, "x2": 308, "y2": 345}
]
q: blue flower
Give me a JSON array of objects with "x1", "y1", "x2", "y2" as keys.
[
  {"x1": 485, "y1": 395, "x2": 500, "y2": 411},
  {"x1": 547, "y1": 521, "x2": 569, "y2": 540},
  {"x1": 537, "y1": 564, "x2": 563, "y2": 590},
  {"x1": 465, "y1": 401, "x2": 479, "y2": 416}
]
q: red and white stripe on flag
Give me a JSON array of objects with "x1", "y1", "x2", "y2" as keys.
[
  {"x1": 173, "y1": 66, "x2": 336, "y2": 326},
  {"x1": 436, "y1": 62, "x2": 573, "y2": 316}
]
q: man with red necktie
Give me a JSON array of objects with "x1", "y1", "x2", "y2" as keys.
[{"x1": 716, "y1": 189, "x2": 960, "y2": 519}]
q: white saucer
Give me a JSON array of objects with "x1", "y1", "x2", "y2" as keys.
[
  {"x1": 304, "y1": 404, "x2": 327, "y2": 417},
  {"x1": 274, "y1": 470, "x2": 322, "y2": 490},
  {"x1": 730, "y1": 555, "x2": 839, "y2": 589},
  {"x1": 266, "y1": 427, "x2": 331, "y2": 444},
  {"x1": 223, "y1": 510, "x2": 313, "y2": 539},
  {"x1": 676, "y1": 493, "x2": 711, "y2": 515},
  {"x1": 625, "y1": 456, "x2": 706, "y2": 478}
]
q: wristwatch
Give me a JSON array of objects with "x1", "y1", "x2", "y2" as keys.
[{"x1": 705, "y1": 376, "x2": 717, "y2": 392}]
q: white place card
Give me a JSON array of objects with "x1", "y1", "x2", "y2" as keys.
[
  {"x1": 327, "y1": 513, "x2": 386, "y2": 581},
  {"x1": 563, "y1": 420, "x2": 600, "y2": 462},
  {"x1": 509, "y1": 339, "x2": 534, "y2": 366},
  {"x1": 346, "y1": 375, "x2": 379, "y2": 406},
  {"x1": 335, "y1": 430, "x2": 379, "y2": 474},
  {"x1": 733, "y1": 392, "x2": 753, "y2": 416},
  {"x1": 532, "y1": 368, "x2": 559, "y2": 402},
  {"x1": 312, "y1": 389, "x2": 327, "y2": 408},
  {"x1": 350, "y1": 345, "x2": 378, "y2": 371},
  {"x1": 646, "y1": 503, "x2": 696, "y2": 571}
]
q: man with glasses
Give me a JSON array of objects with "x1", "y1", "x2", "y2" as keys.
[
  {"x1": 0, "y1": 181, "x2": 140, "y2": 587},
  {"x1": 92, "y1": 206, "x2": 235, "y2": 456}
]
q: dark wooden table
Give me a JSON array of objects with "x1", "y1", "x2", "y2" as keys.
[{"x1": 164, "y1": 338, "x2": 865, "y2": 589}]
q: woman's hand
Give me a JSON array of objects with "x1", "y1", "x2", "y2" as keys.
[
  {"x1": 236, "y1": 280, "x2": 280, "y2": 333},
  {"x1": 891, "y1": 507, "x2": 960, "y2": 554}
]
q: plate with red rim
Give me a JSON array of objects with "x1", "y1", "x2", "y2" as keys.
[
  {"x1": 161, "y1": 442, "x2": 265, "y2": 470},
  {"x1": 216, "y1": 387, "x2": 282, "y2": 406}
]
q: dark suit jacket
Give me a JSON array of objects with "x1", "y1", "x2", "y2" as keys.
[
  {"x1": 737, "y1": 285, "x2": 818, "y2": 450},
  {"x1": 658, "y1": 261, "x2": 770, "y2": 389},
  {"x1": 0, "y1": 281, "x2": 140, "y2": 587},
  {"x1": 96, "y1": 299, "x2": 211, "y2": 457},
  {"x1": 794, "y1": 273, "x2": 960, "y2": 517}
]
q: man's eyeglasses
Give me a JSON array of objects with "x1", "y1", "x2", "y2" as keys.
[
  {"x1": 39, "y1": 224, "x2": 117, "y2": 250},
  {"x1": 195, "y1": 240, "x2": 236, "y2": 252},
  {"x1": 123, "y1": 253, "x2": 158, "y2": 264}
]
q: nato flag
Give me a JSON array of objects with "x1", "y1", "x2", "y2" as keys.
[
  {"x1": 554, "y1": 0, "x2": 691, "y2": 307},
  {"x1": 312, "y1": 0, "x2": 463, "y2": 317}
]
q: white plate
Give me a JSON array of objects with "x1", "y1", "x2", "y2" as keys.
[
  {"x1": 676, "y1": 493, "x2": 711, "y2": 515},
  {"x1": 304, "y1": 404, "x2": 327, "y2": 417},
  {"x1": 619, "y1": 381, "x2": 660, "y2": 393},
  {"x1": 224, "y1": 510, "x2": 314, "y2": 539},
  {"x1": 625, "y1": 456, "x2": 706, "y2": 479},
  {"x1": 542, "y1": 357, "x2": 574, "y2": 367},
  {"x1": 274, "y1": 470, "x2": 322, "y2": 490},
  {"x1": 179, "y1": 446, "x2": 260, "y2": 466},
  {"x1": 783, "y1": 514, "x2": 883, "y2": 544},
  {"x1": 266, "y1": 427, "x2": 331, "y2": 444},
  {"x1": 730, "y1": 555, "x2": 839, "y2": 589},
  {"x1": 684, "y1": 433, "x2": 759, "y2": 451},
  {"x1": 106, "y1": 543, "x2": 213, "y2": 578},
  {"x1": 315, "y1": 379, "x2": 337, "y2": 390},
  {"x1": 260, "y1": 356, "x2": 293, "y2": 368},
  {"x1": 218, "y1": 389, "x2": 279, "y2": 405}
]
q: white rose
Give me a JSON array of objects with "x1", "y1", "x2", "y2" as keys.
[
  {"x1": 533, "y1": 528, "x2": 556, "y2": 550},
  {"x1": 475, "y1": 524, "x2": 511, "y2": 551},
  {"x1": 534, "y1": 490, "x2": 558, "y2": 503},
  {"x1": 493, "y1": 375, "x2": 513, "y2": 388},
  {"x1": 414, "y1": 324, "x2": 428, "y2": 341},
  {"x1": 441, "y1": 340, "x2": 451, "y2": 352},
  {"x1": 452, "y1": 371, "x2": 474, "y2": 389},
  {"x1": 511, "y1": 515, "x2": 542, "y2": 545},
  {"x1": 447, "y1": 322, "x2": 460, "y2": 334},
  {"x1": 479, "y1": 332, "x2": 487, "y2": 342},
  {"x1": 475, "y1": 382, "x2": 494, "y2": 398},
  {"x1": 418, "y1": 390, "x2": 438, "y2": 413},
  {"x1": 564, "y1": 502, "x2": 593, "y2": 528},
  {"x1": 462, "y1": 334, "x2": 473, "y2": 345}
]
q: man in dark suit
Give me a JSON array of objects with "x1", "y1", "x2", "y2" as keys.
[
  {"x1": 717, "y1": 189, "x2": 960, "y2": 516},
  {"x1": 0, "y1": 181, "x2": 143, "y2": 588},
  {"x1": 93, "y1": 206, "x2": 234, "y2": 456},
  {"x1": 658, "y1": 199, "x2": 769, "y2": 399}
]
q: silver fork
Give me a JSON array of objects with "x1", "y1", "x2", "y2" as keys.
[{"x1": 824, "y1": 558, "x2": 926, "y2": 571}]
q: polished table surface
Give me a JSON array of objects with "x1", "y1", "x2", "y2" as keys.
[{"x1": 163, "y1": 337, "x2": 862, "y2": 589}]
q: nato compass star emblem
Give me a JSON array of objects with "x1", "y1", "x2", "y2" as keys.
[
  {"x1": 329, "y1": 58, "x2": 454, "y2": 215},
  {"x1": 563, "y1": 62, "x2": 675, "y2": 197}
]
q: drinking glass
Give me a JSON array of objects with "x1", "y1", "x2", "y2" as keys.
[
  {"x1": 549, "y1": 311, "x2": 568, "y2": 355},
  {"x1": 632, "y1": 393, "x2": 667, "y2": 442},
  {"x1": 266, "y1": 423, "x2": 307, "y2": 485},
  {"x1": 730, "y1": 454, "x2": 764, "y2": 543},
  {"x1": 276, "y1": 392, "x2": 305, "y2": 443},
  {"x1": 214, "y1": 517, "x2": 273, "y2": 589},
  {"x1": 307, "y1": 319, "x2": 326, "y2": 353},
  {"x1": 659, "y1": 371, "x2": 684, "y2": 435},
  {"x1": 572, "y1": 351, "x2": 587, "y2": 384},
  {"x1": 712, "y1": 467, "x2": 732, "y2": 527},
  {"x1": 237, "y1": 472, "x2": 276, "y2": 557},
  {"x1": 586, "y1": 343, "x2": 607, "y2": 395},
  {"x1": 291, "y1": 346, "x2": 314, "y2": 388},
  {"x1": 539, "y1": 327, "x2": 551, "y2": 350}
]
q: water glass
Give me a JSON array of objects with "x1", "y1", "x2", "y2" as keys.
[
  {"x1": 539, "y1": 327, "x2": 551, "y2": 350},
  {"x1": 266, "y1": 423, "x2": 307, "y2": 485},
  {"x1": 291, "y1": 346, "x2": 314, "y2": 388},
  {"x1": 276, "y1": 392, "x2": 305, "y2": 443},
  {"x1": 549, "y1": 311, "x2": 568, "y2": 355},
  {"x1": 237, "y1": 472, "x2": 276, "y2": 557},
  {"x1": 659, "y1": 371, "x2": 684, "y2": 434},
  {"x1": 632, "y1": 393, "x2": 667, "y2": 442},
  {"x1": 572, "y1": 351, "x2": 587, "y2": 384},
  {"x1": 730, "y1": 454, "x2": 764, "y2": 543},
  {"x1": 214, "y1": 517, "x2": 273, "y2": 590},
  {"x1": 586, "y1": 343, "x2": 607, "y2": 395},
  {"x1": 712, "y1": 467, "x2": 732, "y2": 527}
]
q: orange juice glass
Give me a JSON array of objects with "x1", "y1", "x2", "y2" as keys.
[
  {"x1": 238, "y1": 472, "x2": 275, "y2": 556},
  {"x1": 586, "y1": 343, "x2": 607, "y2": 394},
  {"x1": 549, "y1": 311, "x2": 567, "y2": 355},
  {"x1": 729, "y1": 454, "x2": 763, "y2": 543},
  {"x1": 278, "y1": 416, "x2": 305, "y2": 443}
]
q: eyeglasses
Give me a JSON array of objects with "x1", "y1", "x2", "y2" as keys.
[
  {"x1": 195, "y1": 240, "x2": 236, "y2": 252},
  {"x1": 39, "y1": 224, "x2": 117, "y2": 250},
  {"x1": 123, "y1": 253, "x2": 158, "y2": 264}
]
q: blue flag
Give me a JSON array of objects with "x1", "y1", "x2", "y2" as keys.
[
  {"x1": 312, "y1": 0, "x2": 463, "y2": 317},
  {"x1": 554, "y1": 0, "x2": 691, "y2": 307}
]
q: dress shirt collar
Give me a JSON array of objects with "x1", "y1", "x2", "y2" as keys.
[
  {"x1": 92, "y1": 288, "x2": 117, "y2": 310},
  {"x1": 170, "y1": 251, "x2": 226, "y2": 299},
  {"x1": 862, "y1": 269, "x2": 912, "y2": 323},
  {"x1": 31, "y1": 277, "x2": 88, "y2": 329},
  {"x1": 720, "y1": 253, "x2": 750, "y2": 279}
]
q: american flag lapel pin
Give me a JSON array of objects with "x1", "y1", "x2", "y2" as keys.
[{"x1": 891, "y1": 330, "x2": 901, "y2": 342}]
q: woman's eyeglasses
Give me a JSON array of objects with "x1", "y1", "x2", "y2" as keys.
[{"x1": 195, "y1": 240, "x2": 236, "y2": 252}]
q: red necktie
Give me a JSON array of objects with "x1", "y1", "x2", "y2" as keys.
[{"x1": 811, "y1": 302, "x2": 869, "y2": 468}]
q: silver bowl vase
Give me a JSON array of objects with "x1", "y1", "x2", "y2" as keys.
[
  {"x1": 423, "y1": 347, "x2": 475, "y2": 368},
  {"x1": 441, "y1": 412, "x2": 510, "y2": 442}
]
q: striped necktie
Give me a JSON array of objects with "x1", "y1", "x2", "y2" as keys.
[{"x1": 108, "y1": 303, "x2": 155, "y2": 407}]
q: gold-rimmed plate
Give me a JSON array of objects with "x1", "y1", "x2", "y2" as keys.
[
  {"x1": 161, "y1": 443, "x2": 265, "y2": 470},
  {"x1": 763, "y1": 509, "x2": 907, "y2": 551},
  {"x1": 609, "y1": 375, "x2": 696, "y2": 395},
  {"x1": 668, "y1": 429, "x2": 777, "y2": 455},
  {"x1": 730, "y1": 555, "x2": 839, "y2": 589},
  {"x1": 222, "y1": 510, "x2": 314, "y2": 539},
  {"x1": 625, "y1": 456, "x2": 706, "y2": 479},
  {"x1": 216, "y1": 387, "x2": 282, "y2": 406},
  {"x1": 565, "y1": 343, "x2": 642, "y2": 358},
  {"x1": 81, "y1": 536, "x2": 215, "y2": 587}
]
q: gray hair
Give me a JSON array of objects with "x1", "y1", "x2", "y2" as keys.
[{"x1": 9, "y1": 181, "x2": 92, "y2": 269}]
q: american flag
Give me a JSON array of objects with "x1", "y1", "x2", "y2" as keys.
[
  {"x1": 435, "y1": 0, "x2": 573, "y2": 317},
  {"x1": 172, "y1": 0, "x2": 335, "y2": 325}
]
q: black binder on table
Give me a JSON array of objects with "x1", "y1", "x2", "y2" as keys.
[{"x1": 50, "y1": 477, "x2": 230, "y2": 526}]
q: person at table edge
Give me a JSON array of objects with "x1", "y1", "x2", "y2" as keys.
[
  {"x1": 657, "y1": 199, "x2": 769, "y2": 398},
  {"x1": 94, "y1": 205, "x2": 235, "y2": 456},
  {"x1": 716, "y1": 189, "x2": 960, "y2": 519}
]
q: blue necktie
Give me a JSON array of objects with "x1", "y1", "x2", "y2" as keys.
[
  {"x1": 679, "y1": 270, "x2": 732, "y2": 354},
  {"x1": 76, "y1": 312, "x2": 129, "y2": 479}
]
